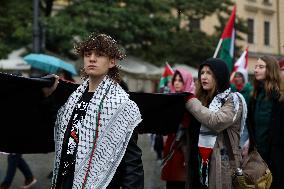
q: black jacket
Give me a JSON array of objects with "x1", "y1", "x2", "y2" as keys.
[
  {"x1": 107, "y1": 131, "x2": 144, "y2": 189},
  {"x1": 248, "y1": 91, "x2": 284, "y2": 189},
  {"x1": 268, "y1": 100, "x2": 284, "y2": 189}
]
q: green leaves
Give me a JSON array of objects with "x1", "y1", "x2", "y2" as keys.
[
  {"x1": 0, "y1": 0, "x2": 33, "y2": 58},
  {"x1": 1, "y1": 0, "x2": 245, "y2": 69}
]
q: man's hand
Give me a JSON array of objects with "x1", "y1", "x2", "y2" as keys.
[{"x1": 42, "y1": 75, "x2": 59, "y2": 97}]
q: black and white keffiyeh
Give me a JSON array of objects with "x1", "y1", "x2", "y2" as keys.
[
  {"x1": 198, "y1": 88, "x2": 247, "y2": 186},
  {"x1": 51, "y1": 76, "x2": 142, "y2": 189}
]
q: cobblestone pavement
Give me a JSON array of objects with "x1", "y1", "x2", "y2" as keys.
[
  {"x1": 0, "y1": 134, "x2": 165, "y2": 189},
  {"x1": 139, "y1": 134, "x2": 166, "y2": 189}
]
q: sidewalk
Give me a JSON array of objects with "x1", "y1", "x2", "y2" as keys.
[{"x1": 139, "y1": 134, "x2": 166, "y2": 189}]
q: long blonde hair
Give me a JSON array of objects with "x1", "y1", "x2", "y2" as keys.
[{"x1": 253, "y1": 56, "x2": 280, "y2": 99}]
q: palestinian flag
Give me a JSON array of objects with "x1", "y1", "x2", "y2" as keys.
[
  {"x1": 158, "y1": 63, "x2": 174, "y2": 93},
  {"x1": 213, "y1": 5, "x2": 236, "y2": 73}
]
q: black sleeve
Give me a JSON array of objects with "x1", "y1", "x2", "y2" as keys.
[{"x1": 107, "y1": 131, "x2": 144, "y2": 189}]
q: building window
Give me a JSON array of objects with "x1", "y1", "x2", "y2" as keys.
[
  {"x1": 189, "y1": 18, "x2": 200, "y2": 31},
  {"x1": 247, "y1": 18, "x2": 254, "y2": 43},
  {"x1": 264, "y1": 21, "x2": 270, "y2": 46},
  {"x1": 263, "y1": 0, "x2": 271, "y2": 5}
]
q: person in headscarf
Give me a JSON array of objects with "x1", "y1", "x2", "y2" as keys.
[
  {"x1": 186, "y1": 58, "x2": 247, "y2": 189},
  {"x1": 161, "y1": 68, "x2": 195, "y2": 189},
  {"x1": 42, "y1": 33, "x2": 143, "y2": 189}
]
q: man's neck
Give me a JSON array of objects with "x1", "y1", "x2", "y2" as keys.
[{"x1": 88, "y1": 75, "x2": 106, "y2": 92}]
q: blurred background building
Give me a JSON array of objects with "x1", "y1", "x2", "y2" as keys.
[{"x1": 199, "y1": 0, "x2": 284, "y2": 74}]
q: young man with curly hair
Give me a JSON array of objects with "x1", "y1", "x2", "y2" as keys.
[{"x1": 43, "y1": 33, "x2": 144, "y2": 189}]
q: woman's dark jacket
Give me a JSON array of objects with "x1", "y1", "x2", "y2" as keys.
[{"x1": 248, "y1": 88, "x2": 284, "y2": 189}]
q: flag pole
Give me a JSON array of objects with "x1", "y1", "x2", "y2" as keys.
[{"x1": 213, "y1": 39, "x2": 223, "y2": 58}]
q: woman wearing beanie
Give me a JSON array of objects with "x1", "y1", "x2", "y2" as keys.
[
  {"x1": 243, "y1": 56, "x2": 284, "y2": 189},
  {"x1": 186, "y1": 58, "x2": 247, "y2": 189},
  {"x1": 161, "y1": 68, "x2": 195, "y2": 189}
]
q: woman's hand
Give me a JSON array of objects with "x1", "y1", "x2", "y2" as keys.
[{"x1": 42, "y1": 74, "x2": 59, "y2": 97}]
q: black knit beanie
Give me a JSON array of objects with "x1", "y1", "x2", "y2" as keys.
[{"x1": 198, "y1": 58, "x2": 230, "y2": 93}]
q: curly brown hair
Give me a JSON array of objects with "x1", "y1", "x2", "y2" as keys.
[{"x1": 74, "y1": 33, "x2": 125, "y2": 82}]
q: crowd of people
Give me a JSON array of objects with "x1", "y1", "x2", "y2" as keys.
[
  {"x1": 154, "y1": 55, "x2": 284, "y2": 189},
  {"x1": 0, "y1": 32, "x2": 283, "y2": 189}
]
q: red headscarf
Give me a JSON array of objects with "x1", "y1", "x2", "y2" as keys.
[{"x1": 169, "y1": 68, "x2": 195, "y2": 94}]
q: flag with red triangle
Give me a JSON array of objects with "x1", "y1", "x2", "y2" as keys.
[
  {"x1": 159, "y1": 62, "x2": 174, "y2": 93},
  {"x1": 213, "y1": 5, "x2": 236, "y2": 73}
]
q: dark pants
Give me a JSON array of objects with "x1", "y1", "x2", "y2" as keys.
[
  {"x1": 1, "y1": 154, "x2": 33, "y2": 186},
  {"x1": 154, "y1": 134, "x2": 163, "y2": 160}
]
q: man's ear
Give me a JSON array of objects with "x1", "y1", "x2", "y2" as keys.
[{"x1": 109, "y1": 59, "x2": 116, "y2": 68}]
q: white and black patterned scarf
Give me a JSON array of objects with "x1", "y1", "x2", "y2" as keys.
[
  {"x1": 51, "y1": 76, "x2": 142, "y2": 189},
  {"x1": 198, "y1": 88, "x2": 247, "y2": 186}
]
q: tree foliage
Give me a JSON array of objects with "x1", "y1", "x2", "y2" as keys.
[
  {"x1": 45, "y1": 0, "x2": 177, "y2": 62},
  {"x1": 0, "y1": 0, "x2": 33, "y2": 58},
  {"x1": 44, "y1": 0, "x2": 242, "y2": 67},
  {"x1": 0, "y1": 0, "x2": 246, "y2": 68},
  {"x1": 0, "y1": 0, "x2": 56, "y2": 59}
]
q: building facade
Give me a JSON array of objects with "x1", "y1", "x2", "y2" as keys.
[{"x1": 201, "y1": 0, "x2": 284, "y2": 73}]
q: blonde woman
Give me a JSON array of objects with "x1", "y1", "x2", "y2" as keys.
[{"x1": 244, "y1": 56, "x2": 284, "y2": 189}]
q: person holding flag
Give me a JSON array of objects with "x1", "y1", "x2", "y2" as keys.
[
  {"x1": 186, "y1": 58, "x2": 247, "y2": 189},
  {"x1": 42, "y1": 33, "x2": 144, "y2": 189}
]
